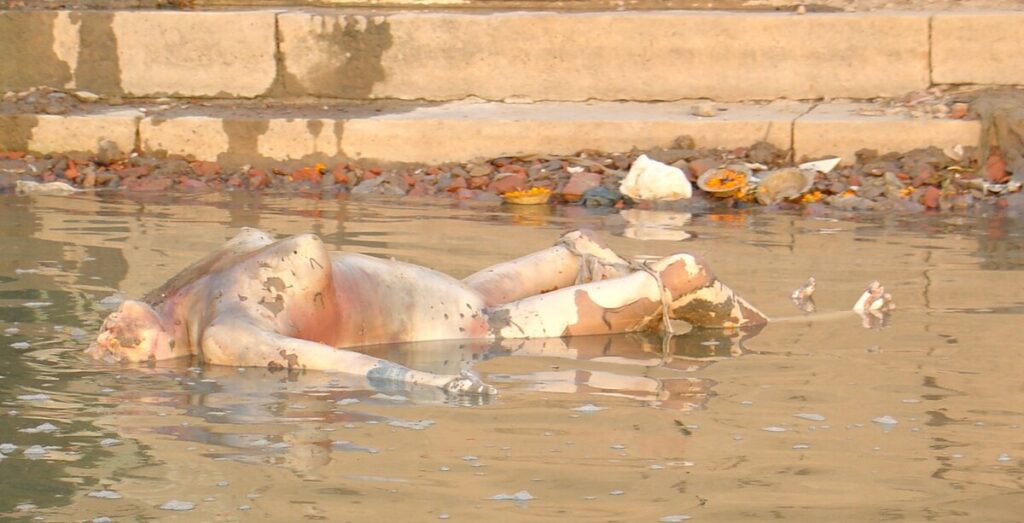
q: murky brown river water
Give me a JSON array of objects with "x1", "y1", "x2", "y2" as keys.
[{"x1": 0, "y1": 192, "x2": 1022, "y2": 522}]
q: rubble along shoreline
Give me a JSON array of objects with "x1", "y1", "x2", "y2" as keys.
[{"x1": 2, "y1": 136, "x2": 1020, "y2": 214}]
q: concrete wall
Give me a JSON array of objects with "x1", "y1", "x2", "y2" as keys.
[
  {"x1": 2, "y1": 9, "x2": 1020, "y2": 102},
  {"x1": 1, "y1": 100, "x2": 979, "y2": 165}
]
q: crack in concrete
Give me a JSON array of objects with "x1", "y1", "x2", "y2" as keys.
[{"x1": 789, "y1": 102, "x2": 819, "y2": 163}]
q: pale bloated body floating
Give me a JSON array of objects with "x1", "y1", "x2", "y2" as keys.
[{"x1": 87, "y1": 228, "x2": 767, "y2": 395}]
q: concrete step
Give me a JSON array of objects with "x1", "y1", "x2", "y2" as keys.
[
  {"x1": 2, "y1": 8, "x2": 1022, "y2": 102},
  {"x1": 0, "y1": 99, "x2": 980, "y2": 165}
]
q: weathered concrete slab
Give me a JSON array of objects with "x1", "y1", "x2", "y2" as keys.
[
  {"x1": 341, "y1": 100, "x2": 803, "y2": 163},
  {"x1": 112, "y1": 11, "x2": 278, "y2": 97},
  {"x1": 140, "y1": 117, "x2": 227, "y2": 161},
  {"x1": 141, "y1": 115, "x2": 344, "y2": 164},
  {"x1": 278, "y1": 10, "x2": 931, "y2": 101},
  {"x1": 931, "y1": 12, "x2": 1024, "y2": 85},
  {"x1": 0, "y1": 109, "x2": 140, "y2": 155},
  {"x1": 0, "y1": 10, "x2": 277, "y2": 98},
  {"x1": 7, "y1": 100, "x2": 987, "y2": 166},
  {"x1": 793, "y1": 103, "x2": 980, "y2": 163},
  {"x1": 135, "y1": 100, "x2": 801, "y2": 164}
]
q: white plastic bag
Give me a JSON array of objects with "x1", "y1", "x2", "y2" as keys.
[{"x1": 619, "y1": 154, "x2": 692, "y2": 201}]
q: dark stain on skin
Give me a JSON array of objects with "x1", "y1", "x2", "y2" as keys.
[
  {"x1": 310, "y1": 257, "x2": 324, "y2": 270},
  {"x1": 259, "y1": 294, "x2": 285, "y2": 316},
  {"x1": 264, "y1": 277, "x2": 286, "y2": 293},
  {"x1": 268, "y1": 360, "x2": 285, "y2": 371},
  {"x1": 279, "y1": 350, "x2": 301, "y2": 369},
  {"x1": 238, "y1": 294, "x2": 248, "y2": 302},
  {"x1": 670, "y1": 291, "x2": 737, "y2": 327},
  {"x1": 313, "y1": 292, "x2": 325, "y2": 309},
  {"x1": 486, "y1": 308, "x2": 521, "y2": 338}
]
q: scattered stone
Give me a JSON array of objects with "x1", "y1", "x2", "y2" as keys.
[
  {"x1": 352, "y1": 174, "x2": 409, "y2": 196},
  {"x1": 761, "y1": 426, "x2": 787, "y2": 432},
  {"x1": 11, "y1": 342, "x2": 30, "y2": 350},
  {"x1": 660, "y1": 516, "x2": 692, "y2": 522},
  {"x1": 73, "y1": 91, "x2": 100, "y2": 103},
  {"x1": 985, "y1": 150, "x2": 1010, "y2": 183},
  {"x1": 872, "y1": 416, "x2": 899, "y2": 425},
  {"x1": 949, "y1": 102, "x2": 969, "y2": 119},
  {"x1": 691, "y1": 101, "x2": 718, "y2": 117},
  {"x1": 560, "y1": 172, "x2": 603, "y2": 202},
  {"x1": 0, "y1": 134, "x2": 1012, "y2": 214},
  {"x1": 95, "y1": 140, "x2": 123, "y2": 166}
]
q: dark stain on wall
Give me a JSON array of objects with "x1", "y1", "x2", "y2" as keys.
[
  {"x1": 0, "y1": 12, "x2": 73, "y2": 93},
  {"x1": 276, "y1": 15, "x2": 394, "y2": 99},
  {"x1": 71, "y1": 11, "x2": 124, "y2": 96},
  {"x1": 0, "y1": 115, "x2": 39, "y2": 152}
]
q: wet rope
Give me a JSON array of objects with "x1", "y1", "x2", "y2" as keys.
[{"x1": 556, "y1": 237, "x2": 676, "y2": 336}]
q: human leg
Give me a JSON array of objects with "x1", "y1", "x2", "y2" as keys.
[
  {"x1": 485, "y1": 252, "x2": 767, "y2": 339},
  {"x1": 463, "y1": 229, "x2": 631, "y2": 306}
]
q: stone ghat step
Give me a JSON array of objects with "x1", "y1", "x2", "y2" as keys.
[
  {"x1": 0, "y1": 100, "x2": 980, "y2": 166},
  {"x1": 1, "y1": 9, "x2": 1022, "y2": 102}
]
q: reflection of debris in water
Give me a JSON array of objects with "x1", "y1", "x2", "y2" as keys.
[
  {"x1": 793, "y1": 296, "x2": 817, "y2": 313},
  {"x1": 492, "y1": 326, "x2": 764, "y2": 409},
  {"x1": 791, "y1": 277, "x2": 816, "y2": 301},
  {"x1": 858, "y1": 309, "x2": 893, "y2": 330},
  {"x1": 619, "y1": 209, "x2": 693, "y2": 241}
]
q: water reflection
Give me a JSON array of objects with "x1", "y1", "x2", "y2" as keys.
[{"x1": 1, "y1": 192, "x2": 1023, "y2": 521}]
